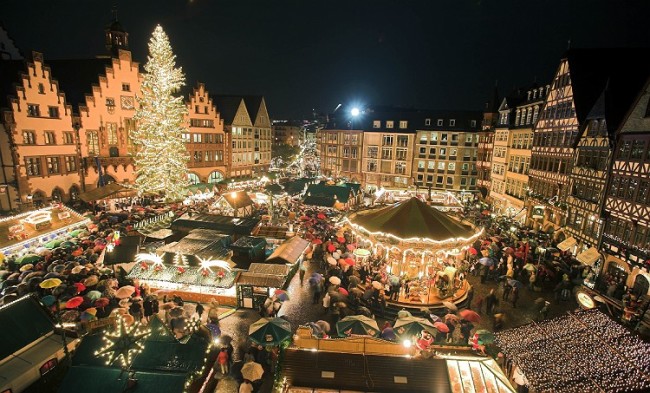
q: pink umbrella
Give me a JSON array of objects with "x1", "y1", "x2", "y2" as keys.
[
  {"x1": 337, "y1": 237, "x2": 345, "y2": 244},
  {"x1": 115, "y1": 285, "x2": 135, "y2": 299},
  {"x1": 459, "y1": 309, "x2": 481, "y2": 323},
  {"x1": 338, "y1": 287, "x2": 349, "y2": 296},
  {"x1": 73, "y1": 282, "x2": 86, "y2": 294},
  {"x1": 434, "y1": 322, "x2": 449, "y2": 333},
  {"x1": 346, "y1": 244, "x2": 356, "y2": 251}
]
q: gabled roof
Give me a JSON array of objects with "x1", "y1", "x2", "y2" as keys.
[
  {"x1": 241, "y1": 95, "x2": 264, "y2": 122},
  {"x1": 347, "y1": 197, "x2": 476, "y2": 241},
  {"x1": 0, "y1": 295, "x2": 54, "y2": 362},
  {"x1": 565, "y1": 48, "x2": 650, "y2": 125},
  {"x1": 305, "y1": 182, "x2": 352, "y2": 203},
  {"x1": 211, "y1": 95, "x2": 244, "y2": 124},
  {"x1": 265, "y1": 236, "x2": 310, "y2": 265},
  {"x1": 222, "y1": 190, "x2": 254, "y2": 209}
]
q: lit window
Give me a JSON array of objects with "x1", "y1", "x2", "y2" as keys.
[
  {"x1": 425, "y1": 118, "x2": 431, "y2": 126},
  {"x1": 437, "y1": 119, "x2": 443, "y2": 126},
  {"x1": 386, "y1": 120, "x2": 394, "y2": 128},
  {"x1": 449, "y1": 119, "x2": 456, "y2": 127},
  {"x1": 373, "y1": 120, "x2": 381, "y2": 128},
  {"x1": 44, "y1": 131, "x2": 56, "y2": 145},
  {"x1": 399, "y1": 120, "x2": 408, "y2": 129}
]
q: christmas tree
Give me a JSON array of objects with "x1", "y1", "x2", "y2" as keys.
[{"x1": 133, "y1": 25, "x2": 189, "y2": 201}]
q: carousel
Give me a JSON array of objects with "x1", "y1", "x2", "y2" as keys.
[{"x1": 340, "y1": 197, "x2": 483, "y2": 308}]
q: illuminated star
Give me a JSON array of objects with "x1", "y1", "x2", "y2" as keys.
[{"x1": 95, "y1": 318, "x2": 151, "y2": 367}]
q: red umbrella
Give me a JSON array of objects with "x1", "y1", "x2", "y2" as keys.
[
  {"x1": 312, "y1": 239, "x2": 323, "y2": 245},
  {"x1": 73, "y1": 282, "x2": 86, "y2": 293},
  {"x1": 66, "y1": 296, "x2": 84, "y2": 309},
  {"x1": 337, "y1": 237, "x2": 345, "y2": 244},
  {"x1": 317, "y1": 213, "x2": 326, "y2": 220},
  {"x1": 514, "y1": 252, "x2": 525, "y2": 259},
  {"x1": 459, "y1": 309, "x2": 481, "y2": 323},
  {"x1": 94, "y1": 298, "x2": 110, "y2": 308},
  {"x1": 434, "y1": 322, "x2": 449, "y2": 333},
  {"x1": 327, "y1": 244, "x2": 336, "y2": 253},
  {"x1": 338, "y1": 287, "x2": 349, "y2": 296},
  {"x1": 482, "y1": 210, "x2": 490, "y2": 215},
  {"x1": 468, "y1": 247, "x2": 478, "y2": 255},
  {"x1": 346, "y1": 244, "x2": 356, "y2": 251},
  {"x1": 300, "y1": 215, "x2": 310, "y2": 221},
  {"x1": 345, "y1": 257, "x2": 355, "y2": 266}
]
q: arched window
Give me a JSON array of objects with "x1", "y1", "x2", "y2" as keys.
[
  {"x1": 187, "y1": 173, "x2": 200, "y2": 184},
  {"x1": 51, "y1": 187, "x2": 64, "y2": 202},
  {"x1": 633, "y1": 275, "x2": 649, "y2": 297},
  {"x1": 208, "y1": 171, "x2": 224, "y2": 184},
  {"x1": 31, "y1": 190, "x2": 46, "y2": 207}
]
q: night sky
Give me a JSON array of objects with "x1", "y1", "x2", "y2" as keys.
[{"x1": 4, "y1": 0, "x2": 650, "y2": 119}]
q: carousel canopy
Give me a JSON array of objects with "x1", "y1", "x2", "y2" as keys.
[{"x1": 346, "y1": 197, "x2": 477, "y2": 241}]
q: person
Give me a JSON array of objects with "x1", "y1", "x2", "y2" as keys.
[
  {"x1": 539, "y1": 301, "x2": 550, "y2": 321},
  {"x1": 217, "y1": 348, "x2": 229, "y2": 375},
  {"x1": 312, "y1": 279, "x2": 322, "y2": 304},
  {"x1": 465, "y1": 286, "x2": 474, "y2": 310},
  {"x1": 196, "y1": 302, "x2": 204, "y2": 320},
  {"x1": 493, "y1": 312, "x2": 505, "y2": 331},
  {"x1": 511, "y1": 286, "x2": 520, "y2": 308},
  {"x1": 239, "y1": 379, "x2": 254, "y2": 393},
  {"x1": 485, "y1": 289, "x2": 497, "y2": 315},
  {"x1": 299, "y1": 260, "x2": 307, "y2": 284},
  {"x1": 460, "y1": 320, "x2": 474, "y2": 344},
  {"x1": 502, "y1": 282, "x2": 512, "y2": 301}
]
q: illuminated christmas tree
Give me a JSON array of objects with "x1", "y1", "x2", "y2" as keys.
[{"x1": 133, "y1": 25, "x2": 189, "y2": 201}]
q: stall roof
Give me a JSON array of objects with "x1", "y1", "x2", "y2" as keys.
[
  {"x1": 265, "y1": 236, "x2": 310, "y2": 265},
  {"x1": 102, "y1": 235, "x2": 141, "y2": 265},
  {"x1": 557, "y1": 236, "x2": 577, "y2": 252},
  {"x1": 236, "y1": 272, "x2": 287, "y2": 288},
  {"x1": 231, "y1": 236, "x2": 267, "y2": 249},
  {"x1": 248, "y1": 263, "x2": 290, "y2": 276},
  {"x1": 222, "y1": 191, "x2": 254, "y2": 209},
  {"x1": 79, "y1": 183, "x2": 136, "y2": 202},
  {"x1": 0, "y1": 295, "x2": 54, "y2": 362},
  {"x1": 253, "y1": 225, "x2": 289, "y2": 239},
  {"x1": 171, "y1": 213, "x2": 259, "y2": 235},
  {"x1": 576, "y1": 247, "x2": 600, "y2": 266},
  {"x1": 142, "y1": 228, "x2": 174, "y2": 240}
]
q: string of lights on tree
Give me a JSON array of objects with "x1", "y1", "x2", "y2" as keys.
[
  {"x1": 494, "y1": 309, "x2": 650, "y2": 392},
  {"x1": 132, "y1": 25, "x2": 189, "y2": 202}
]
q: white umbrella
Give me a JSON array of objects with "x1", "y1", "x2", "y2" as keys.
[
  {"x1": 332, "y1": 252, "x2": 340, "y2": 259},
  {"x1": 327, "y1": 256, "x2": 337, "y2": 266},
  {"x1": 442, "y1": 301, "x2": 458, "y2": 312},
  {"x1": 329, "y1": 276, "x2": 341, "y2": 285},
  {"x1": 371, "y1": 281, "x2": 382, "y2": 290},
  {"x1": 241, "y1": 361, "x2": 264, "y2": 381}
]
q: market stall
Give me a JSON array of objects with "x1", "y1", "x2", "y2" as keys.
[
  {"x1": 236, "y1": 263, "x2": 291, "y2": 309},
  {"x1": 230, "y1": 236, "x2": 267, "y2": 267}
]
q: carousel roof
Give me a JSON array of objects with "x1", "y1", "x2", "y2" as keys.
[{"x1": 346, "y1": 197, "x2": 477, "y2": 241}]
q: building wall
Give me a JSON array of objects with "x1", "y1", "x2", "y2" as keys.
[
  {"x1": 185, "y1": 83, "x2": 227, "y2": 184},
  {"x1": 272, "y1": 123, "x2": 302, "y2": 146},
  {"x1": 251, "y1": 98, "x2": 272, "y2": 176},
  {"x1": 8, "y1": 53, "x2": 81, "y2": 208},
  {"x1": 318, "y1": 129, "x2": 363, "y2": 182},
  {"x1": 413, "y1": 129, "x2": 479, "y2": 192},
  {"x1": 362, "y1": 131, "x2": 413, "y2": 189},
  {"x1": 78, "y1": 50, "x2": 140, "y2": 189},
  {"x1": 229, "y1": 101, "x2": 255, "y2": 178}
]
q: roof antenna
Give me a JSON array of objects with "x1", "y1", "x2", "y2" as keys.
[
  {"x1": 567, "y1": 39, "x2": 571, "y2": 50},
  {"x1": 112, "y1": 4, "x2": 118, "y2": 21}
]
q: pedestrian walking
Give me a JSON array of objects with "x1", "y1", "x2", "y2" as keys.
[
  {"x1": 195, "y1": 302, "x2": 204, "y2": 320},
  {"x1": 486, "y1": 289, "x2": 497, "y2": 315},
  {"x1": 299, "y1": 260, "x2": 307, "y2": 284},
  {"x1": 239, "y1": 380, "x2": 254, "y2": 393},
  {"x1": 466, "y1": 286, "x2": 474, "y2": 310},
  {"x1": 502, "y1": 283, "x2": 512, "y2": 301},
  {"x1": 312, "y1": 280, "x2": 322, "y2": 304},
  {"x1": 539, "y1": 301, "x2": 550, "y2": 321},
  {"x1": 460, "y1": 321, "x2": 474, "y2": 344},
  {"x1": 511, "y1": 286, "x2": 519, "y2": 308},
  {"x1": 217, "y1": 348, "x2": 229, "y2": 375}
]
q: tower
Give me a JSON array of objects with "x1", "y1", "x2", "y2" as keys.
[{"x1": 105, "y1": 7, "x2": 129, "y2": 56}]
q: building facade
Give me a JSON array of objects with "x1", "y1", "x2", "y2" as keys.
[
  {"x1": 185, "y1": 83, "x2": 227, "y2": 184},
  {"x1": 272, "y1": 120, "x2": 302, "y2": 146},
  {"x1": 318, "y1": 128, "x2": 364, "y2": 182},
  {"x1": 477, "y1": 88, "x2": 499, "y2": 200},
  {"x1": 490, "y1": 85, "x2": 546, "y2": 221}
]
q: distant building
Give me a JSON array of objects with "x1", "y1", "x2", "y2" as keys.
[
  {"x1": 272, "y1": 120, "x2": 302, "y2": 146},
  {"x1": 477, "y1": 87, "x2": 499, "y2": 199}
]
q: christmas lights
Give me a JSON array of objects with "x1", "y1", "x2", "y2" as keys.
[
  {"x1": 94, "y1": 316, "x2": 151, "y2": 368},
  {"x1": 132, "y1": 25, "x2": 190, "y2": 202}
]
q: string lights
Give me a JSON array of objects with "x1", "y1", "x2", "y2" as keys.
[
  {"x1": 495, "y1": 309, "x2": 650, "y2": 392},
  {"x1": 94, "y1": 317, "x2": 151, "y2": 368}
]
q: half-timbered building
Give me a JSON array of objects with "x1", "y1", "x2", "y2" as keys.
[{"x1": 600, "y1": 75, "x2": 650, "y2": 297}]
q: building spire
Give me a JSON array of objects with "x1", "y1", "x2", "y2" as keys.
[{"x1": 105, "y1": 6, "x2": 129, "y2": 56}]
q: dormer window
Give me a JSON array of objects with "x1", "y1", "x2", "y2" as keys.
[
  {"x1": 527, "y1": 91, "x2": 531, "y2": 100},
  {"x1": 373, "y1": 120, "x2": 381, "y2": 128},
  {"x1": 399, "y1": 120, "x2": 408, "y2": 129},
  {"x1": 425, "y1": 118, "x2": 431, "y2": 126},
  {"x1": 449, "y1": 119, "x2": 456, "y2": 127},
  {"x1": 437, "y1": 119, "x2": 443, "y2": 126},
  {"x1": 386, "y1": 120, "x2": 394, "y2": 128}
]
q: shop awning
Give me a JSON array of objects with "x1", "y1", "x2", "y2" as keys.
[
  {"x1": 265, "y1": 236, "x2": 310, "y2": 265},
  {"x1": 557, "y1": 236, "x2": 577, "y2": 252},
  {"x1": 576, "y1": 247, "x2": 600, "y2": 266}
]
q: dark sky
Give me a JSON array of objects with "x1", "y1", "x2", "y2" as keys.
[{"x1": 4, "y1": 0, "x2": 650, "y2": 119}]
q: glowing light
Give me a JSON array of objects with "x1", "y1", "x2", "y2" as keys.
[
  {"x1": 135, "y1": 252, "x2": 163, "y2": 265},
  {"x1": 403, "y1": 339, "x2": 412, "y2": 348},
  {"x1": 198, "y1": 257, "x2": 232, "y2": 272},
  {"x1": 230, "y1": 191, "x2": 237, "y2": 198},
  {"x1": 350, "y1": 107, "x2": 360, "y2": 117},
  {"x1": 95, "y1": 317, "x2": 151, "y2": 368}
]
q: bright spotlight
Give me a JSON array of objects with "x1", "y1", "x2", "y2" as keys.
[
  {"x1": 403, "y1": 339, "x2": 412, "y2": 348},
  {"x1": 350, "y1": 107, "x2": 360, "y2": 117}
]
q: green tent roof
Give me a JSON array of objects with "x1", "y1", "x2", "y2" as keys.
[
  {"x1": 305, "y1": 183, "x2": 351, "y2": 203},
  {"x1": 0, "y1": 295, "x2": 55, "y2": 361},
  {"x1": 58, "y1": 367, "x2": 188, "y2": 393}
]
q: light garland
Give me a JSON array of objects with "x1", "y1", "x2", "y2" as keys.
[
  {"x1": 94, "y1": 317, "x2": 151, "y2": 368},
  {"x1": 495, "y1": 309, "x2": 650, "y2": 393}
]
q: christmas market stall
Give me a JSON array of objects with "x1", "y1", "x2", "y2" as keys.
[
  {"x1": 265, "y1": 235, "x2": 310, "y2": 266},
  {"x1": 170, "y1": 212, "x2": 259, "y2": 237},
  {"x1": 58, "y1": 316, "x2": 210, "y2": 393},
  {"x1": 229, "y1": 236, "x2": 267, "y2": 267},
  {"x1": 127, "y1": 229, "x2": 238, "y2": 305},
  {"x1": 340, "y1": 197, "x2": 483, "y2": 308},
  {"x1": 236, "y1": 263, "x2": 292, "y2": 309},
  {"x1": 211, "y1": 190, "x2": 254, "y2": 217}
]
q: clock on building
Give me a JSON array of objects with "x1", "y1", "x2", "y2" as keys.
[{"x1": 120, "y1": 95, "x2": 134, "y2": 110}]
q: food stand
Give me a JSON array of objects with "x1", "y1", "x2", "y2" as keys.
[{"x1": 236, "y1": 263, "x2": 291, "y2": 309}]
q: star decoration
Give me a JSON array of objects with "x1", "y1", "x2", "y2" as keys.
[
  {"x1": 185, "y1": 316, "x2": 201, "y2": 335},
  {"x1": 95, "y1": 317, "x2": 151, "y2": 368}
]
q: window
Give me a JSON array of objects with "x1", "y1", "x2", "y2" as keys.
[
  {"x1": 44, "y1": 131, "x2": 55, "y2": 145},
  {"x1": 438, "y1": 162, "x2": 445, "y2": 170},
  {"x1": 367, "y1": 146, "x2": 378, "y2": 158},
  {"x1": 193, "y1": 151, "x2": 202, "y2": 162},
  {"x1": 437, "y1": 119, "x2": 443, "y2": 126},
  {"x1": 381, "y1": 147, "x2": 392, "y2": 160},
  {"x1": 441, "y1": 134, "x2": 448, "y2": 142},
  {"x1": 62, "y1": 132, "x2": 74, "y2": 144},
  {"x1": 23, "y1": 130, "x2": 36, "y2": 145},
  {"x1": 86, "y1": 130, "x2": 99, "y2": 155},
  {"x1": 38, "y1": 83, "x2": 45, "y2": 94},
  {"x1": 122, "y1": 83, "x2": 130, "y2": 92},
  {"x1": 193, "y1": 134, "x2": 202, "y2": 143},
  {"x1": 399, "y1": 120, "x2": 408, "y2": 129},
  {"x1": 395, "y1": 161, "x2": 406, "y2": 174},
  {"x1": 382, "y1": 135, "x2": 394, "y2": 146},
  {"x1": 396, "y1": 148, "x2": 407, "y2": 160},
  {"x1": 384, "y1": 120, "x2": 393, "y2": 128},
  {"x1": 447, "y1": 176, "x2": 453, "y2": 184},
  {"x1": 106, "y1": 98, "x2": 115, "y2": 107},
  {"x1": 430, "y1": 132, "x2": 438, "y2": 142},
  {"x1": 397, "y1": 135, "x2": 408, "y2": 147},
  {"x1": 373, "y1": 120, "x2": 381, "y2": 128},
  {"x1": 428, "y1": 161, "x2": 435, "y2": 170},
  {"x1": 425, "y1": 118, "x2": 431, "y2": 126},
  {"x1": 48, "y1": 106, "x2": 59, "y2": 118},
  {"x1": 470, "y1": 120, "x2": 477, "y2": 127},
  {"x1": 367, "y1": 160, "x2": 377, "y2": 172},
  {"x1": 449, "y1": 119, "x2": 456, "y2": 127},
  {"x1": 27, "y1": 104, "x2": 40, "y2": 117},
  {"x1": 46, "y1": 157, "x2": 60, "y2": 174},
  {"x1": 448, "y1": 162, "x2": 456, "y2": 171},
  {"x1": 630, "y1": 141, "x2": 645, "y2": 160},
  {"x1": 106, "y1": 123, "x2": 118, "y2": 145},
  {"x1": 25, "y1": 157, "x2": 41, "y2": 176},
  {"x1": 64, "y1": 156, "x2": 77, "y2": 172}
]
